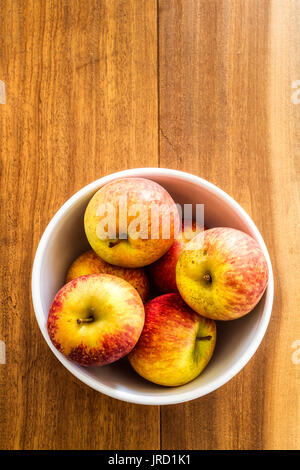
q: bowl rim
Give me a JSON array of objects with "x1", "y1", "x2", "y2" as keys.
[{"x1": 31, "y1": 168, "x2": 274, "y2": 405}]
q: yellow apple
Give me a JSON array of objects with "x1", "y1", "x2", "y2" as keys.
[
  {"x1": 176, "y1": 227, "x2": 269, "y2": 320},
  {"x1": 66, "y1": 250, "x2": 150, "y2": 302},
  {"x1": 129, "y1": 293, "x2": 216, "y2": 386},
  {"x1": 84, "y1": 178, "x2": 179, "y2": 268},
  {"x1": 47, "y1": 274, "x2": 145, "y2": 366}
]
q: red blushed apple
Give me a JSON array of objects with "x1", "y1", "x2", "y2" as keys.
[
  {"x1": 176, "y1": 227, "x2": 269, "y2": 320},
  {"x1": 84, "y1": 178, "x2": 180, "y2": 268},
  {"x1": 47, "y1": 274, "x2": 145, "y2": 366},
  {"x1": 129, "y1": 293, "x2": 216, "y2": 386},
  {"x1": 148, "y1": 221, "x2": 206, "y2": 294},
  {"x1": 66, "y1": 250, "x2": 150, "y2": 302}
]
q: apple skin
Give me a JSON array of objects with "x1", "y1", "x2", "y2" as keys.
[
  {"x1": 176, "y1": 227, "x2": 269, "y2": 321},
  {"x1": 84, "y1": 178, "x2": 180, "y2": 268},
  {"x1": 47, "y1": 274, "x2": 145, "y2": 367},
  {"x1": 148, "y1": 221, "x2": 205, "y2": 294},
  {"x1": 66, "y1": 250, "x2": 150, "y2": 302},
  {"x1": 129, "y1": 293, "x2": 216, "y2": 386}
]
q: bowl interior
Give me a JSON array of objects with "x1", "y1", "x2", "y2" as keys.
[{"x1": 33, "y1": 169, "x2": 272, "y2": 404}]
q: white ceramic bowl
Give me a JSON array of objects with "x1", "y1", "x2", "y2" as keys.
[{"x1": 32, "y1": 168, "x2": 273, "y2": 405}]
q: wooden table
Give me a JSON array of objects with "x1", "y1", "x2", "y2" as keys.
[{"x1": 0, "y1": 0, "x2": 299, "y2": 450}]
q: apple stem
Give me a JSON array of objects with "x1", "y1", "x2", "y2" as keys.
[
  {"x1": 203, "y1": 273, "x2": 212, "y2": 283},
  {"x1": 197, "y1": 335, "x2": 212, "y2": 341},
  {"x1": 108, "y1": 240, "x2": 121, "y2": 248},
  {"x1": 77, "y1": 316, "x2": 94, "y2": 325}
]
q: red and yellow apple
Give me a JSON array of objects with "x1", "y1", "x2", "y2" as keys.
[
  {"x1": 129, "y1": 293, "x2": 216, "y2": 386},
  {"x1": 47, "y1": 274, "x2": 145, "y2": 366},
  {"x1": 148, "y1": 220, "x2": 205, "y2": 294},
  {"x1": 66, "y1": 250, "x2": 150, "y2": 302},
  {"x1": 176, "y1": 227, "x2": 269, "y2": 320},
  {"x1": 84, "y1": 178, "x2": 180, "y2": 268}
]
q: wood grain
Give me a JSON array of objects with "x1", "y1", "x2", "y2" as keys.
[
  {"x1": 0, "y1": 0, "x2": 299, "y2": 450},
  {"x1": 0, "y1": 0, "x2": 159, "y2": 450},
  {"x1": 159, "y1": 0, "x2": 300, "y2": 450}
]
